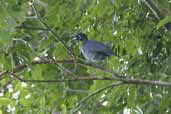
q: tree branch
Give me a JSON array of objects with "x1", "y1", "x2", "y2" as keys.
[
  {"x1": 0, "y1": 59, "x2": 75, "y2": 82},
  {"x1": 0, "y1": 77, "x2": 16, "y2": 92},
  {"x1": 30, "y1": 0, "x2": 75, "y2": 58},
  {"x1": 69, "y1": 82, "x2": 124, "y2": 114},
  {"x1": 1, "y1": 58, "x2": 171, "y2": 86},
  {"x1": 1, "y1": 58, "x2": 123, "y2": 79},
  {"x1": 12, "y1": 59, "x2": 74, "y2": 73},
  {"x1": 77, "y1": 59, "x2": 125, "y2": 78},
  {"x1": 143, "y1": 0, "x2": 171, "y2": 32},
  {"x1": 15, "y1": 26, "x2": 49, "y2": 31},
  {"x1": 9, "y1": 72, "x2": 171, "y2": 87},
  {"x1": 0, "y1": 71, "x2": 9, "y2": 80}
]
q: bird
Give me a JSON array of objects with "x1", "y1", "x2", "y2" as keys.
[{"x1": 72, "y1": 33, "x2": 121, "y2": 62}]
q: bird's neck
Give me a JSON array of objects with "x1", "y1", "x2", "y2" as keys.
[
  {"x1": 81, "y1": 38, "x2": 88, "y2": 42},
  {"x1": 81, "y1": 40, "x2": 88, "y2": 44}
]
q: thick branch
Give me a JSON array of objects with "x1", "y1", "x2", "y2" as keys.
[
  {"x1": 5, "y1": 59, "x2": 123, "y2": 79},
  {"x1": 1, "y1": 59, "x2": 171, "y2": 86},
  {"x1": 10, "y1": 71, "x2": 171, "y2": 87}
]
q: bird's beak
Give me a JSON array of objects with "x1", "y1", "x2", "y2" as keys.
[
  {"x1": 70, "y1": 36, "x2": 78, "y2": 49},
  {"x1": 71, "y1": 36, "x2": 78, "y2": 43},
  {"x1": 72, "y1": 37, "x2": 77, "y2": 40}
]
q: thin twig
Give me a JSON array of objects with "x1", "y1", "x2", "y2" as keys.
[
  {"x1": 31, "y1": 1, "x2": 75, "y2": 58},
  {"x1": 13, "y1": 38, "x2": 76, "y2": 77},
  {"x1": 77, "y1": 59, "x2": 125, "y2": 78},
  {"x1": 66, "y1": 88, "x2": 88, "y2": 94},
  {"x1": 0, "y1": 71, "x2": 9, "y2": 80},
  {"x1": 50, "y1": 57, "x2": 77, "y2": 77},
  {"x1": 0, "y1": 59, "x2": 74, "y2": 80},
  {"x1": 143, "y1": 0, "x2": 162, "y2": 20},
  {"x1": 143, "y1": 0, "x2": 171, "y2": 32},
  {"x1": 12, "y1": 59, "x2": 74, "y2": 73},
  {"x1": 0, "y1": 77, "x2": 16, "y2": 92},
  {"x1": 69, "y1": 82, "x2": 124, "y2": 114},
  {"x1": 12, "y1": 75, "x2": 115, "y2": 83},
  {"x1": 16, "y1": 26, "x2": 49, "y2": 31}
]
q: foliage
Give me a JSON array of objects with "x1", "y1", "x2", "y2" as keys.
[{"x1": 0, "y1": 0, "x2": 171, "y2": 114}]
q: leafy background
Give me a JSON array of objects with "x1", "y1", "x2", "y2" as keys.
[{"x1": 0, "y1": 0, "x2": 171, "y2": 114}]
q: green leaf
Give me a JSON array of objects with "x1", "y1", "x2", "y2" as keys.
[{"x1": 157, "y1": 16, "x2": 171, "y2": 29}]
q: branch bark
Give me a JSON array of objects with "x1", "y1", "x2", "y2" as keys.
[
  {"x1": 1, "y1": 58, "x2": 171, "y2": 86},
  {"x1": 12, "y1": 74, "x2": 171, "y2": 86}
]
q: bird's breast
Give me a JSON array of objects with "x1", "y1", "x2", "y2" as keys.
[{"x1": 81, "y1": 45, "x2": 95, "y2": 61}]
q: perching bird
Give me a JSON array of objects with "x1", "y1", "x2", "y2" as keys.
[{"x1": 72, "y1": 33, "x2": 120, "y2": 62}]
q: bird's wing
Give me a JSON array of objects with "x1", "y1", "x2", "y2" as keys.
[{"x1": 84, "y1": 41, "x2": 114, "y2": 55}]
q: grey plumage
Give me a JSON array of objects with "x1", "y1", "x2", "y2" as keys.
[{"x1": 72, "y1": 33, "x2": 120, "y2": 62}]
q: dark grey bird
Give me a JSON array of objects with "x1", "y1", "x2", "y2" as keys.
[{"x1": 72, "y1": 33, "x2": 120, "y2": 62}]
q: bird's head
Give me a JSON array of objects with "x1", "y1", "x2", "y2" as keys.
[{"x1": 72, "y1": 33, "x2": 88, "y2": 42}]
